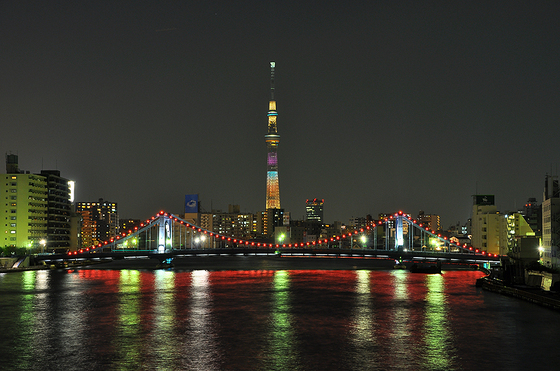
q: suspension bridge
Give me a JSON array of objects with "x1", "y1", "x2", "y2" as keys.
[{"x1": 35, "y1": 210, "x2": 499, "y2": 268}]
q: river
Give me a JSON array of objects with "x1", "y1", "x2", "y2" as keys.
[{"x1": 0, "y1": 256, "x2": 559, "y2": 370}]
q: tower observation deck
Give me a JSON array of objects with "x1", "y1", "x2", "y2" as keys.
[{"x1": 265, "y1": 61, "x2": 280, "y2": 210}]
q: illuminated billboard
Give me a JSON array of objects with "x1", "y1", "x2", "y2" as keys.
[
  {"x1": 474, "y1": 195, "x2": 495, "y2": 206},
  {"x1": 185, "y1": 194, "x2": 199, "y2": 213}
]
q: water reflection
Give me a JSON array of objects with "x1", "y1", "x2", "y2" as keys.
[
  {"x1": 150, "y1": 270, "x2": 177, "y2": 369},
  {"x1": 5, "y1": 265, "x2": 560, "y2": 370},
  {"x1": 390, "y1": 270, "x2": 415, "y2": 364},
  {"x1": 350, "y1": 270, "x2": 379, "y2": 370},
  {"x1": 116, "y1": 270, "x2": 142, "y2": 369},
  {"x1": 17, "y1": 271, "x2": 36, "y2": 369},
  {"x1": 185, "y1": 270, "x2": 220, "y2": 370},
  {"x1": 267, "y1": 270, "x2": 299, "y2": 370},
  {"x1": 423, "y1": 273, "x2": 455, "y2": 370}
]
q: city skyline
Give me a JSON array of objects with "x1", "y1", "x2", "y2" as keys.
[{"x1": 2, "y1": 1, "x2": 559, "y2": 225}]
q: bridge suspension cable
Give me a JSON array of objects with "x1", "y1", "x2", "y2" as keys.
[{"x1": 73, "y1": 210, "x2": 496, "y2": 259}]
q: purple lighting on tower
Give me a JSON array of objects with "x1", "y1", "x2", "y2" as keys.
[{"x1": 268, "y1": 153, "x2": 277, "y2": 167}]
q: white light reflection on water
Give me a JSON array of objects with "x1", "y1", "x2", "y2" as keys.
[
  {"x1": 390, "y1": 270, "x2": 414, "y2": 364},
  {"x1": 184, "y1": 270, "x2": 220, "y2": 370},
  {"x1": 54, "y1": 271, "x2": 89, "y2": 368},
  {"x1": 150, "y1": 269, "x2": 178, "y2": 369},
  {"x1": 31, "y1": 271, "x2": 50, "y2": 362},
  {"x1": 350, "y1": 270, "x2": 379, "y2": 369}
]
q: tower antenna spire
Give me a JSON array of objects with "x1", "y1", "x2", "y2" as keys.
[{"x1": 270, "y1": 61, "x2": 275, "y2": 101}]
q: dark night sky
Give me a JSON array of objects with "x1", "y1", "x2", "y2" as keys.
[{"x1": 1, "y1": 1, "x2": 559, "y2": 227}]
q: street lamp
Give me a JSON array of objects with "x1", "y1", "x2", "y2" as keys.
[
  {"x1": 360, "y1": 235, "x2": 367, "y2": 249},
  {"x1": 40, "y1": 239, "x2": 46, "y2": 254}
]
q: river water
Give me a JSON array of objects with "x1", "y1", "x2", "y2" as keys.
[{"x1": 0, "y1": 257, "x2": 559, "y2": 371}]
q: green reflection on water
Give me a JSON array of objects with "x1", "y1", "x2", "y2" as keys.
[
  {"x1": 116, "y1": 270, "x2": 142, "y2": 370},
  {"x1": 268, "y1": 270, "x2": 299, "y2": 370},
  {"x1": 17, "y1": 270, "x2": 37, "y2": 369},
  {"x1": 423, "y1": 274, "x2": 454, "y2": 370},
  {"x1": 151, "y1": 270, "x2": 176, "y2": 368}
]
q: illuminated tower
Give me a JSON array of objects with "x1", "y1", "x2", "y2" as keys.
[{"x1": 265, "y1": 61, "x2": 281, "y2": 210}]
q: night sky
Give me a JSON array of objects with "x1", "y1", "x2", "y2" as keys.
[{"x1": 2, "y1": 1, "x2": 559, "y2": 227}]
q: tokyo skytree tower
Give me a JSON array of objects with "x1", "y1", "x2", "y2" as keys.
[{"x1": 265, "y1": 61, "x2": 280, "y2": 210}]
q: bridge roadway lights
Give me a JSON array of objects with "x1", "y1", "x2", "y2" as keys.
[{"x1": 33, "y1": 248, "x2": 500, "y2": 266}]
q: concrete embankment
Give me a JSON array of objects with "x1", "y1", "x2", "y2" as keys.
[{"x1": 479, "y1": 277, "x2": 560, "y2": 312}]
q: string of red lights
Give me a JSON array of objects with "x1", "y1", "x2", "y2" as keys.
[{"x1": 70, "y1": 210, "x2": 497, "y2": 258}]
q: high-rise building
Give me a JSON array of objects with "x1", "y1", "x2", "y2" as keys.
[
  {"x1": 471, "y1": 195, "x2": 507, "y2": 255},
  {"x1": 1, "y1": 172, "x2": 48, "y2": 250},
  {"x1": 40, "y1": 170, "x2": 72, "y2": 250},
  {"x1": 541, "y1": 175, "x2": 560, "y2": 268},
  {"x1": 1, "y1": 155, "x2": 73, "y2": 252},
  {"x1": 417, "y1": 210, "x2": 441, "y2": 232},
  {"x1": 76, "y1": 199, "x2": 118, "y2": 248},
  {"x1": 120, "y1": 219, "x2": 142, "y2": 234},
  {"x1": 306, "y1": 198, "x2": 324, "y2": 224},
  {"x1": 522, "y1": 197, "x2": 541, "y2": 236},
  {"x1": 199, "y1": 206, "x2": 258, "y2": 240},
  {"x1": 265, "y1": 61, "x2": 280, "y2": 210}
]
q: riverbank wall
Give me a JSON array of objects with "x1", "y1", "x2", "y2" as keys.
[{"x1": 479, "y1": 277, "x2": 560, "y2": 312}]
